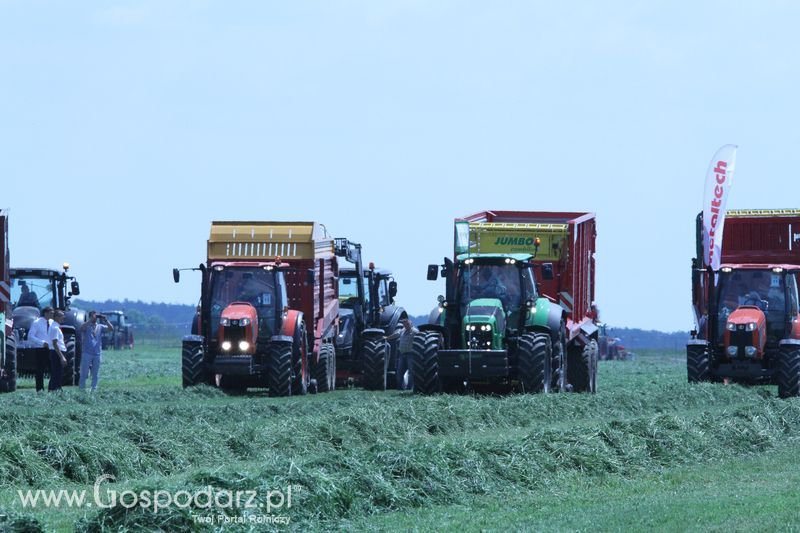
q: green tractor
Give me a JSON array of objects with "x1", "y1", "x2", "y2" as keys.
[{"x1": 416, "y1": 251, "x2": 573, "y2": 393}]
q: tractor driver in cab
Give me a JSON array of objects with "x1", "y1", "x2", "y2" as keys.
[
  {"x1": 477, "y1": 266, "x2": 511, "y2": 310},
  {"x1": 17, "y1": 282, "x2": 39, "y2": 308}
]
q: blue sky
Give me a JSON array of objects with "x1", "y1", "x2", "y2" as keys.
[{"x1": 2, "y1": 1, "x2": 799, "y2": 331}]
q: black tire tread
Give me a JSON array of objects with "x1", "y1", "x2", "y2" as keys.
[
  {"x1": 362, "y1": 337, "x2": 387, "y2": 391},
  {"x1": 268, "y1": 342, "x2": 293, "y2": 397},
  {"x1": 569, "y1": 339, "x2": 597, "y2": 393},
  {"x1": 777, "y1": 347, "x2": 800, "y2": 398},
  {"x1": 182, "y1": 342, "x2": 207, "y2": 388},
  {"x1": 517, "y1": 333, "x2": 550, "y2": 394},
  {"x1": 411, "y1": 332, "x2": 441, "y2": 394},
  {"x1": 687, "y1": 345, "x2": 711, "y2": 383}
]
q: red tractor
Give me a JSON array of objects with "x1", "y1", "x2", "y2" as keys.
[
  {"x1": 689, "y1": 209, "x2": 800, "y2": 397},
  {"x1": 174, "y1": 221, "x2": 339, "y2": 396}
]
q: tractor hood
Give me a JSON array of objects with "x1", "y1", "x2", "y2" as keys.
[
  {"x1": 221, "y1": 302, "x2": 258, "y2": 322},
  {"x1": 463, "y1": 298, "x2": 506, "y2": 332},
  {"x1": 727, "y1": 306, "x2": 766, "y2": 327},
  {"x1": 12, "y1": 306, "x2": 39, "y2": 332}
]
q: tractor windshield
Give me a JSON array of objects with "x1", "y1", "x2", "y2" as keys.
[
  {"x1": 717, "y1": 269, "x2": 799, "y2": 341},
  {"x1": 10, "y1": 275, "x2": 56, "y2": 310},
  {"x1": 208, "y1": 267, "x2": 283, "y2": 340},
  {"x1": 457, "y1": 261, "x2": 533, "y2": 315}
]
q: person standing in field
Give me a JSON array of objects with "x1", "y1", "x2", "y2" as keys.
[
  {"x1": 28, "y1": 306, "x2": 54, "y2": 392},
  {"x1": 385, "y1": 317, "x2": 418, "y2": 390},
  {"x1": 79, "y1": 311, "x2": 113, "y2": 391},
  {"x1": 47, "y1": 309, "x2": 67, "y2": 391}
]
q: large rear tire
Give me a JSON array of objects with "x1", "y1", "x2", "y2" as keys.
[
  {"x1": 687, "y1": 344, "x2": 711, "y2": 383},
  {"x1": 411, "y1": 332, "x2": 441, "y2": 394},
  {"x1": 517, "y1": 333, "x2": 550, "y2": 394},
  {"x1": 362, "y1": 337, "x2": 388, "y2": 391},
  {"x1": 1, "y1": 332, "x2": 17, "y2": 393},
  {"x1": 568, "y1": 339, "x2": 597, "y2": 393},
  {"x1": 777, "y1": 347, "x2": 800, "y2": 398},
  {"x1": 182, "y1": 340, "x2": 208, "y2": 388},
  {"x1": 313, "y1": 343, "x2": 336, "y2": 393},
  {"x1": 268, "y1": 342, "x2": 293, "y2": 398}
]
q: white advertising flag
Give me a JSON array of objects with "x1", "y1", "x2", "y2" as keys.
[{"x1": 702, "y1": 144, "x2": 737, "y2": 270}]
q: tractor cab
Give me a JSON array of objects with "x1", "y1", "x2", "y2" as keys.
[
  {"x1": 715, "y1": 265, "x2": 800, "y2": 359},
  {"x1": 441, "y1": 254, "x2": 538, "y2": 349},
  {"x1": 9, "y1": 266, "x2": 83, "y2": 342},
  {"x1": 205, "y1": 263, "x2": 288, "y2": 356}
]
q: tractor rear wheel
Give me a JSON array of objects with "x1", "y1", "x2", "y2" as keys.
[
  {"x1": 313, "y1": 343, "x2": 336, "y2": 393},
  {"x1": 517, "y1": 333, "x2": 550, "y2": 393},
  {"x1": 362, "y1": 337, "x2": 388, "y2": 391},
  {"x1": 568, "y1": 339, "x2": 597, "y2": 393},
  {"x1": 411, "y1": 332, "x2": 441, "y2": 394},
  {"x1": 62, "y1": 335, "x2": 79, "y2": 387},
  {"x1": 1, "y1": 332, "x2": 17, "y2": 393},
  {"x1": 181, "y1": 340, "x2": 208, "y2": 388},
  {"x1": 777, "y1": 347, "x2": 800, "y2": 398},
  {"x1": 268, "y1": 342, "x2": 293, "y2": 397},
  {"x1": 686, "y1": 345, "x2": 711, "y2": 383}
]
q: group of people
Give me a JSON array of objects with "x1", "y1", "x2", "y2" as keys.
[{"x1": 27, "y1": 309, "x2": 113, "y2": 392}]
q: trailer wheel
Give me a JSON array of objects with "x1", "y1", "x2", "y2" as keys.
[
  {"x1": 568, "y1": 339, "x2": 597, "y2": 393},
  {"x1": 62, "y1": 334, "x2": 79, "y2": 387},
  {"x1": 291, "y1": 322, "x2": 309, "y2": 396},
  {"x1": 686, "y1": 345, "x2": 711, "y2": 383},
  {"x1": 551, "y1": 321, "x2": 566, "y2": 391},
  {"x1": 411, "y1": 332, "x2": 441, "y2": 394},
  {"x1": 182, "y1": 339, "x2": 208, "y2": 388},
  {"x1": 777, "y1": 347, "x2": 800, "y2": 398},
  {"x1": 517, "y1": 333, "x2": 551, "y2": 394},
  {"x1": 1, "y1": 332, "x2": 17, "y2": 393},
  {"x1": 362, "y1": 337, "x2": 388, "y2": 391},
  {"x1": 313, "y1": 343, "x2": 335, "y2": 393},
  {"x1": 268, "y1": 342, "x2": 293, "y2": 397}
]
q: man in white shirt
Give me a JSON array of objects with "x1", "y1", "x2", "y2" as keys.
[
  {"x1": 28, "y1": 306, "x2": 54, "y2": 392},
  {"x1": 47, "y1": 309, "x2": 68, "y2": 391}
]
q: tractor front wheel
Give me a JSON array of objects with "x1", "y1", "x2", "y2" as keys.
[
  {"x1": 687, "y1": 344, "x2": 711, "y2": 383},
  {"x1": 568, "y1": 339, "x2": 597, "y2": 393},
  {"x1": 62, "y1": 335, "x2": 79, "y2": 387},
  {"x1": 411, "y1": 332, "x2": 441, "y2": 394},
  {"x1": 268, "y1": 342, "x2": 293, "y2": 397},
  {"x1": 777, "y1": 347, "x2": 800, "y2": 398},
  {"x1": 362, "y1": 337, "x2": 388, "y2": 391}
]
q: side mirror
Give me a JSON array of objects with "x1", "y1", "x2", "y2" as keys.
[
  {"x1": 307, "y1": 269, "x2": 316, "y2": 285},
  {"x1": 173, "y1": 268, "x2": 180, "y2": 283},
  {"x1": 70, "y1": 281, "x2": 80, "y2": 296},
  {"x1": 427, "y1": 265, "x2": 439, "y2": 281},
  {"x1": 541, "y1": 263, "x2": 554, "y2": 281},
  {"x1": 389, "y1": 280, "x2": 398, "y2": 298}
]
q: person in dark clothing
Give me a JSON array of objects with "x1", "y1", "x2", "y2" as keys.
[{"x1": 47, "y1": 310, "x2": 67, "y2": 391}]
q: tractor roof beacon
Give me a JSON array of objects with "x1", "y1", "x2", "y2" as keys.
[
  {"x1": 174, "y1": 221, "x2": 340, "y2": 396},
  {"x1": 689, "y1": 209, "x2": 800, "y2": 397},
  {"x1": 333, "y1": 238, "x2": 406, "y2": 390},
  {"x1": 0, "y1": 210, "x2": 16, "y2": 393},
  {"x1": 8, "y1": 262, "x2": 85, "y2": 387},
  {"x1": 416, "y1": 210, "x2": 599, "y2": 395}
]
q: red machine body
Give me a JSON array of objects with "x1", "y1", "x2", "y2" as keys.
[
  {"x1": 217, "y1": 302, "x2": 259, "y2": 355},
  {"x1": 461, "y1": 210, "x2": 598, "y2": 342},
  {"x1": 724, "y1": 306, "x2": 767, "y2": 358}
]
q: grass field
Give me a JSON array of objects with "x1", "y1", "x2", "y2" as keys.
[{"x1": 1, "y1": 346, "x2": 799, "y2": 531}]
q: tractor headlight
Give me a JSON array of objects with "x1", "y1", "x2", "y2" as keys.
[
  {"x1": 726, "y1": 346, "x2": 738, "y2": 357},
  {"x1": 726, "y1": 322, "x2": 736, "y2": 331},
  {"x1": 745, "y1": 346, "x2": 757, "y2": 357},
  {"x1": 221, "y1": 341, "x2": 232, "y2": 351},
  {"x1": 485, "y1": 324, "x2": 492, "y2": 332},
  {"x1": 220, "y1": 318, "x2": 230, "y2": 327},
  {"x1": 240, "y1": 318, "x2": 251, "y2": 326},
  {"x1": 745, "y1": 322, "x2": 757, "y2": 332},
  {"x1": 238, "y1": 341, "x2": 250, "y2": 351}
]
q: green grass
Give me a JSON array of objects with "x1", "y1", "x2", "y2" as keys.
[{"x1": 1, "y1": 346, "x2": 799, "y2": 531}]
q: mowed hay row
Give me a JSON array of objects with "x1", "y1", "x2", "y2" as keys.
[
  {"x1": 0, "y1": 382, "x2": 798, "y2": 530},
  {"x1": 0, "y1": 382, "x2": 781, "y2": 488}
]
